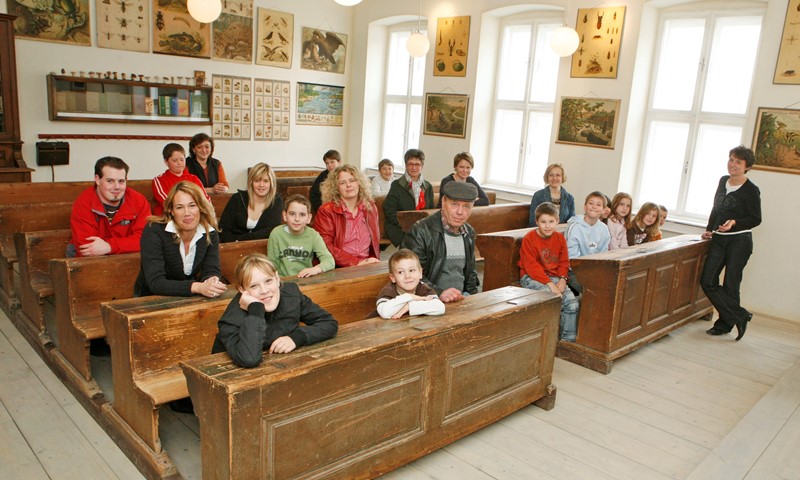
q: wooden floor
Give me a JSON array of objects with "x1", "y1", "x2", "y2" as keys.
[{"x1": 2, "y1": 305, "x2": 799, "y2": 480}]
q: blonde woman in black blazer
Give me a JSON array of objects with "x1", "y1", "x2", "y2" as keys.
[{"x1": 134, "y1": 181, "x2": 227, "y2": 298}]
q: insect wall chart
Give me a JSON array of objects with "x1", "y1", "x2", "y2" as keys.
[
  {"x1": 571, "y1": 6, "x2": 626, "y2": 79},
  {"x1": 9, "y1": 0, "x2": 91, "y2": 45},
  {"x1": 96, "y1": 0, "x2": 149, "y2": 52},
  {"x1": 212, "y1": 0, "x2": 253, "y2": 63},
  {"x1": 152, "y1": 0, "x2": 210, "y2": 59}
]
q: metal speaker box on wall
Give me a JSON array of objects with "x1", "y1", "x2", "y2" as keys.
[{"x1": 36, "y1": 141, "x2": 70, "y2": 166}]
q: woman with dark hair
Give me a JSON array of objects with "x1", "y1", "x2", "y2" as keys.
[
  {"x1": 383, "y1": 149, "x2": 435, "y2": 247},
  {"x1": 314, "y1": 164, "x2": 381, "y2": 267},
  {"x1": 701, "y1": 146, "x2": 762, "y2": 341},
  {"x1": 218, "y1": 162, "x2": 284, "y2": 242},
  {"x1": 528, "y1": 163, "x2": 576, "y2": 226},
  {"x1": 135, "y1": 181, "x2": 226, "y2": 298},
  {"x1": 186, "y1": 133, "x2": 229, "y2": 195},
  {"x1": 436, "y1": 152, "x2": 490, "y2": 208}
]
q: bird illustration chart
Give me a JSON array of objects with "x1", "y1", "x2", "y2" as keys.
[
  {"x1": 301, "y1": 27, "x2": 347, "y2": 74},
  {"x1": 774, "y1": 0, "x2": 800, "y2": 85},
  {"x1": 253, "y1": 78, "x2": 290, "y2": 141},
  {"x1": 256, "y1": 8, "x2": 293, "y2": 69},
  {"x1": 212, "y1": 74, "x2": 252, "y2": 140},
  {"x1": 9, "y1": 0, "x2": 91, "y2": 45},
  {"x1": 212, "y1": 0, "x2": 252, "y2": 63},
  {"x1": 570, "y1": 6, "x2": 626, "y2": 79},
  {"x1": 433, "y1": 16, "x2": 470, "y2": 77},
  {"x1": 96, "y1": 0, "x2": 149, "y2": 52},
  {"x1": 152, "y1": 0, "x2": 210, "y2": 59}
]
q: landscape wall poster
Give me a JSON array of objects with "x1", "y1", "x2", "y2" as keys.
[
  {"x1": 751, "y1": 107, "x2": 800, "y2": 175},
  {"x1": 774, "y1": 0, "x2": 800, "y2": 84},
  {"x1": 556, "y1": 97, "x2": 621, "y2": 149},
  {"x1": 296, "y1": 82, "x2": 344, "y2": 126},
  {"x1": 571, "y1": 6, "x2": 626, "y2": 79},
  {"x1": 423, "y1": 93, "x2": 469, "y2": 138}
]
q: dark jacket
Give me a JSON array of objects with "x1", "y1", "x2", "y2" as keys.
[
  {"x1": 218, "y1": 190, "x2": 284, "y2": 242},
  {"x1": 402, "y1": 211, "x2": 479, "y2": 295},
  {"x1": 309, "y1": 170, "x2": 329, "y2": 213},
  {"x1": 211, "y1": 283, "x2": 338, "y2": 368},
  {"x1": 436, "y1": 174, "x2": 490, "y2": 208},
  {"x1": 705, "y1": 176, "x2": 762, "y2": 233},
  {"x1": 383, "y1": 176, "x2": 435, "y2": 247},
  {"x1": 134, "y1": 222, "x2": 221, "y2": 297},
  {"x1": 186, "y1": 155, "x2": 223, "y2": 188},
  {"x1": 528, "y1": 187, "x2": 575, "y2": 226}
]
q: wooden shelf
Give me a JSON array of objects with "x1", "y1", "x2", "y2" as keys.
[{"x1": 46, "y1": 74, "x2": 212, "y2": 125}]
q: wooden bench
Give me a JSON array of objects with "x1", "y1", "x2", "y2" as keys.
[
  {"x1": 181, "y1": 286, "x2": 559, "y2": 480},
  {"x1": 49, "y1": 238, "x2": 269, "y2": 395},
  {"x1": 13, "y1": 229, "x2": 70, "y2": 342},
  {"x1": 0, "y1": 181, "x2": 232, "y2": 309},
  {"x1": 476, "y1": 230, "x2": 713, "y2": 373},
  {"x1": 397, "y1": 202, "x2": 527, "y2": 234},
  {"x1": 101, "y1": 261, "x2": 391, "y2": 478}
]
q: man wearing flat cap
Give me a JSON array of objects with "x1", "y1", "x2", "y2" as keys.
[{"x1": 402, "y1": 181, "x2": 479, "y2": 303}]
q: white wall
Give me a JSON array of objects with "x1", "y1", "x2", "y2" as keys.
[
  {"x1": 350, "y1": 0, "x2": 798, "y2": 323},
  {"x1": 4, "y1": 0, "x2": 797, "y2": 321},
  {"x1": 3, "y1": 0, "x2": 354, "y2": 189}
]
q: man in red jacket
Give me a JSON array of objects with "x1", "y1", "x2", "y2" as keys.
[{"x1": 67, "y1": 156, "x2": 152, "y2": 257}]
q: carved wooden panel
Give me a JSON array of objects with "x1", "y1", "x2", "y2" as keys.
[
  {"x1": 647, "y1": 263, "x2": 675, "y2": 325},
  {"x1": 619, "y1": 269, "x2": 647, "y2": 335}
]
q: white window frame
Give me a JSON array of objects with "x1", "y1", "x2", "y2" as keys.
[
  {"x1": 485, "y1": 14, "x2": 562, "y2": 193},
  {"x1": 634, "y1": 7, "x2": 764, "y2": 221},
  {"x1": 380, "y1": 23, "x2": 426, "y2": 164}
]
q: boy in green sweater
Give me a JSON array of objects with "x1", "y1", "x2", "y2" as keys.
[{"x1": 268, "y1": 194, "x2": 335, "y2": 277}]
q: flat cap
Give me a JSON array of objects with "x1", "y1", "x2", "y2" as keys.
[{"x1": 442, "y1": 181, "x2": 478, "y2": 202}]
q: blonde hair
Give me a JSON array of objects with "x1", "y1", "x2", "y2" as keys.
[
  {"x1": 629, "y1": 202, "x2": 661, "y2": 239},
  {"x1": 149, "y1": 181, "x2": 218, "y2": 244},
  {"x1": 234, "y1": 253, "x2": 279, "y2": 289},
  {"x1": 543, "y1": 163, "x2": 567, "y2": 184},
  {"x1": 321, "y1": 164, "x2": 374, "y2": 211},
  {"x1": 247, "y1": 162, "x2": 278, "y2": 210}
]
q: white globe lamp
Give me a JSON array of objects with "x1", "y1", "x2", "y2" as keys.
[
  {"x1": 334, "y1": 0, "x2": 363, "y2": 5},
  {"x1": 188, "y1": 0, "x2": 222, "y2": 23},
  {"x1": 407, "y1": 32, "x2": 430, "y2": 58},
  {"x1": 550, "y1": 26, "x2": 579, "y2": 57}
]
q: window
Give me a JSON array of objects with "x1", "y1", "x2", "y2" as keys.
[
  {"x1": 487, "y1": 17, "x2": 561, "y2": 190},
  {"x1": 381, "y1": 26, "x2": 426, "y2": 161},
  {"x1": 636, "y1": 11, "x2": 762, "y2": 220}
]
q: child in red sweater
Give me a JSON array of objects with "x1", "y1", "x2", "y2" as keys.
[{"x1": 518, "y1": 202, "x2": 580, "y2": 342}]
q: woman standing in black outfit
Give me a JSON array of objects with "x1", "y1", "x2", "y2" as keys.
[{"x1": 701, "y1": 146, "x2": 761, "y2": 341}]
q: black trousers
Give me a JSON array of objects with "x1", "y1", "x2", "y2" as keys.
[{"x1": 700, "y1": 232, "x2": 753, "y2": 331}]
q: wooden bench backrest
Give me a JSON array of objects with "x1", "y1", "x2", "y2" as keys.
[
  {"x1": 476, "y1": 225, "x2": 568, "y2": 291},
  {"x1": 285, "y1": 185, "x2": 311, "y2": 199},
  {"x1": 110, "y1": 261, "x2": 389, "y2": 378},
  {"x1": 51, "y1": 238, "x2": 269, "y2": 326},
  {"x1": 14, "y1": 229, "x2": 71, "y2": 276},
  {"x1": 0, "y1": 202, "x2": 74, "y2": 235},
  {"x1": 397, "y1": 202, "x2": 529, "y2": 234}
]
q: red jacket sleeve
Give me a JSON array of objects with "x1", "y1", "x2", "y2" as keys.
[
  {"x1": 554, "y1": 232, "x2": 570, "y2": 278},
  {"x1": 69, "y1": 195, "x2": 102, "y2": 256},
  {"x1": 106, "y1": 193, "x2": 152, "y2": 254},
  {"x1": 313, "y1": 203, "x2": 362, "y2": 267}
]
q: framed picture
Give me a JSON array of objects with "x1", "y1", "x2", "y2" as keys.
[
  {"x1": 774, "y1": 0, "x2": 800, "y2": 84},
  {"x1": 296, "y1": 82, "x2": 343, "y2": 126},
  {"x1": 212, "y1": 12, "x2": 253, "y2": 63},
  {"x1": 433, "y1": 16, "x2": 470, "y2": 77},
  {"x1": 751, "y1": 107, "x2": 800, "y2": 174},
  {"x1": 256, "y1": 8, "x2": 293, "y2": 68},
  {"x1": 300, "y1": 27, "x2": 347, "y2": 74},
  {"x1": 152, "y1": 0, "x2": 210, "y2": 59},
  {"x1": 571, "y1": 6, "x2": 626, "y2": 79},
  {"x1": 96, "y1": 0, "x2": 149, "y2": 52},
  {"x1": 556, "y1": 97, "x2": 621, "y2": 149},
  {"x1": 423, "y1": 93, "x2": 469, "y2": 138},
  {"x1": 9, "y1": 0, "x2": 91, "y2": 45}
]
